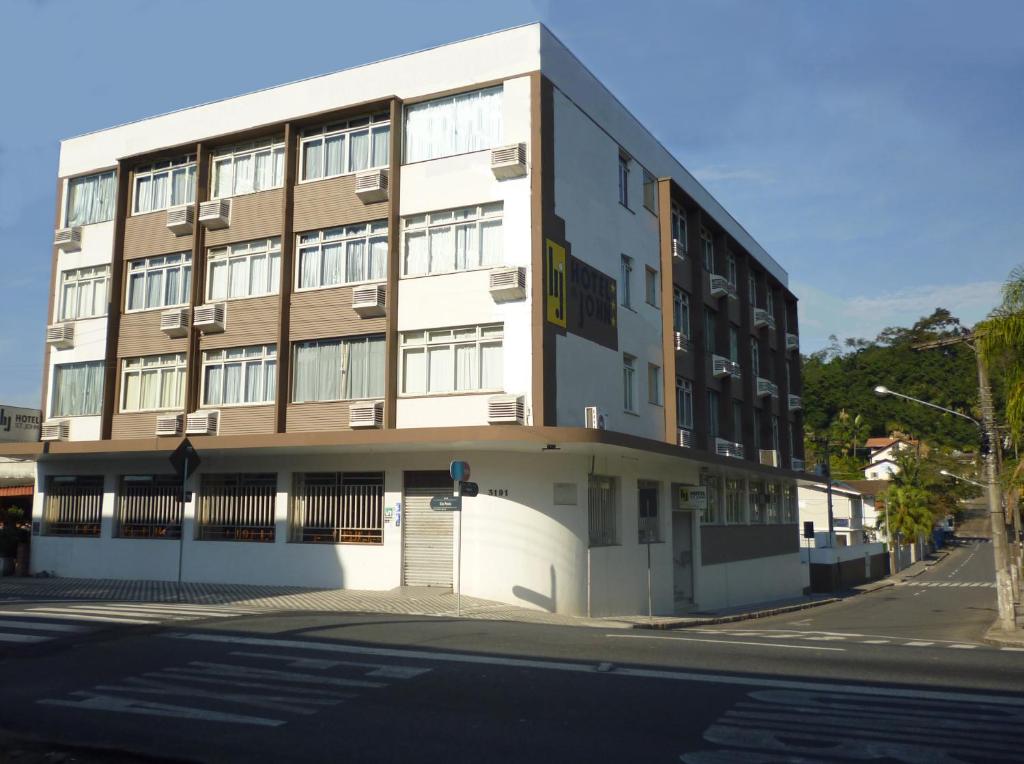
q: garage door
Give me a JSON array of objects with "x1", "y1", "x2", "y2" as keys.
[{"x1": 402, "y1": 471, "x2": 453, "y2": 588}]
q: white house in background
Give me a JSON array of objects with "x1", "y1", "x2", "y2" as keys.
[
  {"x1": 797, "y1": 482, "x2": 866, "y2": 548},
  {"x1": 863, "y1": 437, "x2": 918, "y2": 480}
]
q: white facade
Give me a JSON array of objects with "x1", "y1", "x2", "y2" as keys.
[{"x1": 798, "y1": 484, "x2": 866, "y2": 547}]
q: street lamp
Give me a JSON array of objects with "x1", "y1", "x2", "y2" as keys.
[
  {"x1": 939, "y1": 469, "x2": 985, "y2": 489},
  {"x1": 873, "y1": 386, "x2": 981, "y2": 428}
]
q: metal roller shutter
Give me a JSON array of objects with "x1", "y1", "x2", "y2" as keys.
[{"x1": 402, "y1": 471, "x2": 454, "y2": 588}]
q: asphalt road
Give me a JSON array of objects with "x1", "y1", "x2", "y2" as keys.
[{"x1": 0, "y1": 541, "x2": 1020, "y2": 763}]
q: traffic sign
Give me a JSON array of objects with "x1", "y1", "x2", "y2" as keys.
[
  {"x1": 803, "y1": 521, "x2": 815, "y2": 539},
  {"x1": 430, "y1": 495, "x2": 462, "y2": 512},
  {"x1": 169, "y1": 438, "x2": 200, "y2": 480},
  {"x1": 450, "y1": 461, "x2": 471, "y2": 481},
  {"x1": 460, "y1": 481, "x2": 479, "y2": 497}
]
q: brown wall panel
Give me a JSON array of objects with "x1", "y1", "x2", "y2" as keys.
[
  {"x1": 212, "y1": 405, "x2": 275, "y2": 436},
  {"x1": 292, "y1": 175, "x2": 389, "y2": 233},
  {"x1": 700, "y1": 523, "x2": 798, "y2": 565},
  {"x1": 204, "y1": 189, "x2": 284, "y2": 247},
  {"x1": 289, "y1": 287, "x2": 386, "y2": 341},
  {"x1": 286, "y1": 401, "x2": 351, "y2": 433},
  {"x1": 199, "y1": 296, "x2": 279, "y2": 350},
  {"x1": 124, "y1": 212, "x2": 193, "y2": 259},
  {"x1": 117, "y1": 310, "x2": 189, "y2": 358},
  {"x1": 110, "y1": 412, "x2": 167, "y2": 440}
]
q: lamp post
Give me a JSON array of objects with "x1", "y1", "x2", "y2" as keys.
[
  {"x1": 874, "y1": 384, "x2": 1016, "y2": 631},
  {"x1": 939, "y1": 469, "x2": 985, "y2": 489}
]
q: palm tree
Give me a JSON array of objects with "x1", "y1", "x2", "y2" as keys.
[
  {"x1": 977, "y1": 266, "x2": 1024, "y2": 443},
  {"x1": 876, "y1": 484, "x2": 934, "y2": 562}
]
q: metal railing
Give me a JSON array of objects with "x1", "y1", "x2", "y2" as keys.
[
  {"x1": 291, "y1": 472, "x2": 384, "y2": 544},
  {"x1": 44, "y1": 476, "x2": 103, "y2": 537},
  {"x1": 588, "y1": 475, "x2": 618, "y2": 547},
  {"x1": 198, "y1": 473, "x2": 277, "y2": 542},
  {"x1": 117, "y1": 475, "x2": 182, "y2": 539}
]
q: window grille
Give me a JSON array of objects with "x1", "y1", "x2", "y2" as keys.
[
  {"x1": 117, "y1": 475, "x2": 182, "y2": 539},
  {"x1": 198, "y1": 473, "x2": 277, "y2": 542},
  {"x1": 44, "y1": 476, "x2": 103, "y2": 537},
  {"x1": 291, "y1": 472, "x2": 384, "y2": 544},
  {"x1": 588, "y1": 474, "x2": 618, "y2": 547},
  {"x1": 637, "y1": 480, "x2": 660, "y2": 543}
]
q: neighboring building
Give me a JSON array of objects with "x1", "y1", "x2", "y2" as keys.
[
  {"x1": 0, "y1": 406, "x2": 41, "y2": 514},
  {"x1": 6, "y1": 25, "x2": 805, "y2": 616},
  {"x1": 862, "y1": 437, "x2": 919, "y2": 480},
  {"x1": 797, "y1": 482, "x2": 866, "y2": 547},
  {"x1": 844, "y1": 479, "x2": 891, "y2": 541}
]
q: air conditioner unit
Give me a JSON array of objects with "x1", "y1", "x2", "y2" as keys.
[
  {"x1": 166, "y1": 205, "x2": 194, "y2": 236},
  {"x1": 489, "y1": 267, "x2": 527, "y2": 301},
  {"x1": 193, "y1": 303, "x2": 226, "y2": 333},
  {"x1": 45, "y1": 323, "x2": 74, "y2": 350},
  {"x1": 791, "y1": 458, "x2": 805, "y2": 472},
  {"x1": 712, "y1": 355, "x2": 740, "y2": 379},
  {"x1": 786, "y1": 332, "x2": 799, "y2": 352},
  {"x1": 487, "y1": 394, "x2": 525, "y2": 425},
  {"x1": 155, "y1": 414, "x2": 183, "y2": 437},
  {"x1": 678, "y1": 428, "x2": 694, "y2": 448},
  {"x1": 708, "y1": 273, "x2": 736, "y2": 300},
  {"x1": 788, "y1": 394, "x2": 802, "y2": 411},
  {"x1": 160, "y1": 307, "x2": 190, "y2": 338},
  {"x1": 674, "y1": 331, "x2": 686, "y2": 352},
  {"x1": 753, "y1": 308, "x2": 775, "y2": 330},
  {"x1": 349, "y1": 400, "x2": 384, "y2": 429},
  {"x1": 584, "y1": 406, "x2": 608, "y2": 430},
  {"x1": 354, "y1": 169, "x2": 389, "y2": 203},
  {"x1": 54, "y1": 227, "x2": 82, "y2": 253},
  {"x1": 185, "y1": 410, "x2": 219, "y2": 436},
  {"x1": 672, "y1": 238, "x2": 686, "y2": 262},
  {"x1": 756, "y1": 377, "x2": 779, "y2": 398},
  {"x1": 760, "y1": 449, "x2": 780, "y2": 467},
  {"x1": 351, "y1": 284, "x2": 386, "y2": 317},
  {"x1": 490, "y1": 143, "x2": 527, "y2": 179},
  {"x1": 40, "y1": 419, "x2": 70, "y2": 441},
  {"x1": 198, "y1": 198, "x2": 231, "y2": 230},
  {"x1": 715, "y1": 438, "x2": 744, "y2": 459}
]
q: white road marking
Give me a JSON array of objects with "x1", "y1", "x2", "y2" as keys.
[
  {"x1": 607, "y1": 634, "x2": 846, "y2": 651},
  {"x1": 862, "y1": 639, "x2": 890, "y2": 644},
  {"x1": 949, "y1": 644, "x2": 977, "y2": 649},
  {"x1": 0, "y1": 632, "x2": 51, "y2": 644},
  {"x1": 0, "y1": 619, "x2": 87, "y2": 633},
  {"x1": 31, "y1": 606, "x2": 195, "y2": 620},
  {"x1": 905, "y1": 641, "x2": 934, "y2": 647},
  {"x1": 727, "y1": 628, "x2": 987, "y2": 647},
  {"x1": 39, "y1": 693, "x2": 284, "y2": 726},
  {"x1": 1, "y1": 610, "x2": 158, "y2": 625}
]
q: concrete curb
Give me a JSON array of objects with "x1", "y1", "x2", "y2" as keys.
[
  {"x1": 627, "y1": 597, "x2": 842, "y2": 630},
  {"x1": 982, "y1": 622, "x2": 1024, "y2": 649}
]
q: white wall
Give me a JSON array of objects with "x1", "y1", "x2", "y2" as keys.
[{"x1": 696, "y1": 552, "x2": 805, "y2": 611}]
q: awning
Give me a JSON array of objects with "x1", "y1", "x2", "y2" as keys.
[{"x1": 0, "y1": 485, "x2": 33, "y2": 497}]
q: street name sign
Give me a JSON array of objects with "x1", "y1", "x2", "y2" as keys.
[{"x1": 430, "y1": 495, "x2": 462, "y2": 512}]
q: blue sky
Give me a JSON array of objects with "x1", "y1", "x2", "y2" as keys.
[{"x1": 2, "y1": 0, "x2": 1022, "y2": 407}]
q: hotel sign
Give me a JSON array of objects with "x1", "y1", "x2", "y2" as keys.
[
  {"x1": 679, "y1": 486, "x2": 708, "y2": 511},
  {"x1": 0, "y1": 406, "x2": 41, "y2": 443},
  {"x1": 545, "y1": 239, "x2": 618, "y2": 350}
]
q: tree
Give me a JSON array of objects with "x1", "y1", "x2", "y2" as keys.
[
  {"x1": 875, "y1": 452, "x2": 935, "y2": 557},
  {"x1": 978, "y1": 266, "x2": 1024, "y2": 444}
]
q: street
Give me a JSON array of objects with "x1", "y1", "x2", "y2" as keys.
[{"x1": 0, "y1": 541, "x2": 1020, "y2": 763}]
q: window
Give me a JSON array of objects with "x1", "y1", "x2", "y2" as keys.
[
  {"x1": 673, "y1": 288, "x2": 691, "y2": 338},
  {"x1": 59, "y1": 265, "x2": 109, "y2": 321},
  {"x1": 751, "y1": 338, "x2": 761, "y2": 377},
  {"x1": 293, "y1": 335, "x2": 385, "y2": 403},
  {"x1": 52, "y1": 361, "x2": 104, "y2": 417},
  {"x1": 748, "y1": 272, "x2": 758, "y2": 307},
  {"x1": 208, "y1": 238, "x2": 281, "y2": 301},
  {"x1": 729, "y1": 326, "x2": 739, "y2": 362},
  {"x1": 623, "y1": 354, "x2": 636, "y2": 412},
  {"x1": 133, "y1": 155, "x2": 196, "y2": 214},
  {"x1": 298, "y1": 222, "x2": 388, "y2": 289},
  {"x1": 726, "y1": 253, "x2": 738, "y2": 287},
  {"x1": 638, "y1": 480, "x2": 661, "y2": 543},
  {"x1": 700, "y1": 474, "x2": 721, "y2": 525},
  {"x1": 783, "y1": 484, "x2": 798, "y2": 523},
  {"x1": 65, "y1": 171, "x2": 116, "y2": 227},
  {"x1": 403, "y1": 204, "x2": 501, "y2": 276},
  {"x1": 198, "y1": 473, "x2": 277, "y2": 542},
  {"x1": 291, "y1": 472, "x2": 384, "y2": 544},
  {"x1": 44, "y1": 476, "x2": 103, "y2": 537},
  {"x1": 400, "y1": 324, "x2": 502, "y2": 395},
  {"x1": 212, "y1": 138, "x2": 285, "y2": 198},
  {"x1": 671, "y1": 203, "x2": 687, "y2": 245},
  {"x1": 405, "y1": 86, "x2": 502, "y2": 163},
  {"x1": 704, "y1": 308, "x2": 716, "y2": 354},
  {"x1": 203, "y1": 345, "x2": 277, "y2": 407},
  {"x1": 620, "y1": 255, "x2": 633, "y2": 308},
  {"x1": 725, "y1": 478, "x2": 745, "y2": 524},
  {"x1": 126, "y1": 253, "x2": 192, "y2": 312},
  {"x1": 121, "y1": 353, "x2": 186, "y2": 412},
  {"x1": 618, "y1": 152, "x2": 630, "y2": 207},
  {"x1": 749, "y1": 481, "x2": 766, "y2": 523},
  {"x1": 732, "y1": 399, "x2": 743, "y2": 440},
  {"x1": 766, "y1": 482, "x2": 781, "y2": 523},
  {"x1": 766, "y1": 288, "x2": 775, "y2": 316},
  {"x1": 301, "y1": 114, "x2": 390, "y2": 181},
  {"x1": 644, "y1": 266, "x2": 659, "y2": 307},
  {"x1": 116, "y1": 475, "x2": 182, "y2": 539},
  {"x1": 753, "y1": 408, "x2": 762, "y2": 450},
  {"x1": 642, "y1": 169, "x2": 658, "y2": 213},
  {"x1": 786, "y1": 362, "x2": 792, "y2": 392},
  {"x1": 701, "y1": 228, "x2": 714, "y2": 271},
  {"x1": 676, "y1": 378, "x2": 694, "y2": 429},
  {"x1": 648, "y1": 363, "x2": 663, "y2": 405},
  {"x1": 588, "y1": 474, "x2": 618, "y2": 547},
  {"x1": 707, "y1": 390, "x2": 720, "y2": 438}
]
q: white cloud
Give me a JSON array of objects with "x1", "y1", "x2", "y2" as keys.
[
  {"x1": 793, "y1": 279, "x2": 1003, "y2": 351},
  {"x1": 691, "y1": 165, "x2": 774, "y2": 184}
]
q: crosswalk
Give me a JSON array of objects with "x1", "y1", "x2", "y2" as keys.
[
  {"x1": 675, "y1": 627, "x2": 1024, "y2": 652},
  {"x1": 899, "y1": 580, "x2": 996, "y2": 588}
]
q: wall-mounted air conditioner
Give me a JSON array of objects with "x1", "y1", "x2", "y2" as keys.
[
  {"x1": 489, "y1": 267, "x2": 527, "y2": 301},
  {"x1": 753, "y1": 308, "x2": 775, "y2": 330},
  {"x1": 791, "y1": 458, "x2": 805, "y2": 472},
  {"x1": 678, "y1": 428, "x2": 694, "y2": 448},
  {"x1": 584, "y1": 406, "x2": 608, "y2": 430},
  {"x1": 490, "y1": 143, "x2": 527, "y2": 179},
  {"x1": 41, "y1": 419, "x2": 70, "y2": 442},
  {"x1": 786, "y1": 332, "x2": 799, "y2": 352},
  {"x1": 712, "y1": 355, "x2": 741, "y2": 379},
  {"x1": 155, "y1": 414, "x2": 183, "y2": 437},
  {"x1": 349, "y1": 401, "x2": 384, "y2": 429},
  {"x1": 166, "y1": 205, "x2": 194, "y2": 236},
  {"x1": 54, "y1": 227, "x2": 82, "y2": 253},
  {"x1": 674, "y1": 331, "x2": 687, "y2": 352},
  {"x1": 708, "y1": 274, "x2": 736, "y2": 300},
  {"x1": 756, "y1": 377, "x2": 778, "y2": 398},
  {"x1": 487, "y1": 394, "x2": 525, "y2": 425},
  {"x1": 160, "y1": 307, "x2": 190, "y2": 338},
  {"x1": 185, "y1": 410, "x2": 219, "y2": 436},
  {"x1": 760, "y1": 449, "x2": 780, "y2": 467},
  {"x1": 351, "y1": 284, "x2": 386, "y2": 317},
  {"x1": 672, "y1": 238, "x2": 686, "y2": 262},
  {"x1": 715, "y1": 438, "x2": 744, "y2": 459},
  {"x1": 198, "y1": 199, "x2": 231, "y2": 230},
  {"x1": 193, "y1": 303, "x2": 226, "y2": 333},
  {"x1": 788, "y1": 394, "x2": 802, "y2": 411},
  {"x1": 45, "y1": 323, "x2": 74, "y2": 350},
  {"x1": 354, "y1": 169, "x2": 389, "y2": 203}
]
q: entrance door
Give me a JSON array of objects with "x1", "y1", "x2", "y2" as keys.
[
  {"x1": 402, "y1": 471, "x2": 454, "y2": 588},
  {"x1": 672, "y1": 511, "x2": 694, "y2": 610}
]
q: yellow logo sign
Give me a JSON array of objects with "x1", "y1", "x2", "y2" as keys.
[{"x1": 545, "y1": 239, "x2": 566, "y2": 328}]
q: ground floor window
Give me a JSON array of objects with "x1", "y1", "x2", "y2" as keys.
[
  {"x1": 43, "y1": 476, "x2": 103, "y2": 537},
  {"x1": 116, "y1": 475, "x2": 182, "y2": 539},
  {"x1": 725, "y1": 478, "x2": 745, "y2": 524},
  {"x1": 637, "y1": 480, "x2": 660, "y2": 543},
  {"x1": 700, "y1": 474, "x2": 721, "y2": 524},
  {"x1": 766, "y1": 482, "x2": 781, "y2": 523},
  {"x1": 588, "y1": 474, "x2": 618, "y2": 547},
  {"x1": 749, "y1": 480, "x2": 766, "y2": 524},
  {"x1": 783, "y1": 484, "x2": 798, "y2": 523},
  {"x1": 290, "y1": 472, "x2": 383, "y2": 544},
  {"x1": 198, "y1": 473, "x2": 277, "y2": 542}
]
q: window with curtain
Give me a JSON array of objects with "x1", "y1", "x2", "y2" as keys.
[
  {"x1": 58, "y1": 265, "x2": 109, "y2": 321},
  {"x1": 126, "y1": 253, "x2": 192, "y2": 311},
  {"x1": 297, "y1": 222, "x2": 388, "y2": 290},
  {"x1": 65, "y1": 171, "x2": 116, "y2": 227},
  {"x1": 766, "y1": 482, "x2": 781, "y2": 523},
  {"x1": 642, "y1": 169, "x2": 657, "y2": 214},
  {"x1": 700, "y1": 474, "x2": 721, "y2": 525},
  {"x1": 121, "y1": 353, "x2": 186, "y2": 412},
  {"x1": 749, "y1": 481, "x2": 766, "y2": 523},
  {"x1": 207, "y1": 238, "x2": 281, "y2": 301},
  {"x1": 673, "y1": 288, "x2": 690, "y2": 338},
  {"x1": 623, "y1": 354, "x2": 636, "y2": 412},
  {"x1": 727, "y1": 253, "x2": 738, "y2": 287},
  {"x1": 292, "y1": 336, "x2": 385, "y2": 403},
  {"x1": 404, "y1": 86, "x2": 503, "y2": 163},
  {"x1": 300, "y1": 114, "x2": 390, "y2": 182},
  {"x1": 701, "y1": 228, "x2": 714, "y2": 271},
  {"x1": 749, "y1": 272, "x2": 759, "y2": 307},
  {"x1": 202, "y1": 345, "x2": 276, "y2": 407},
  {"x1": 133, "y1": 155, "x2": 196, "y2": 214},
  {"x1": 211, "y1": 138, "x2": 285, "y2": 198},
  {"x1": 402, "y1": 203, "x2": 503, "y2": 276},
  {"x1": 783, "y1": 484, "x2": 798, "y2": 523},
  {"x1": 676, "y1": 377, "x2": 693, "y2": 429},
  {"x1": 725, "y1": 478, "x2": 745, "y2": 523},
  {"x1": 52, "y1": 361, "x2": 104, "y2": 417},
  {"x1": 620, "y1": 255, "x2": 633, "y2": 308},
  {"x1": 647, "y1": 363, "x2": 662, "y2": 405},
  {"x1": 644, "y1": 266, "x2": 659, "y2": 307},
  {"x1": 671, "y1": 203, "x2": 687, "y2": 245},
  {"x1": 400, "y1": 324, "x2": 503, "y2": 395}
]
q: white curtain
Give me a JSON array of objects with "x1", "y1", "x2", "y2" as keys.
[
  {"x1": 123, "y1": 372, "x2": 140, "y2": 412},
  {"x1": 303, "y1": 139, "x2": 324, "y2": 181},
  {"x1": 293, "y1": 342, "x2": 341, "y2": 402},
  {"x1": 140, "y1": 369, "x2": 160, "y2": 410},
  {"x1": 404, "y1": 231, "x2": 428, "y2": 275},
  {"x1": 91, "y1": 273, "x2": 107, "y2": 316},
  {"x1": 249, "y1": 254, "x2": 268, "y2": 295},
  {"x1": 128, "y1": 273, "x2": 145, "y2": 310},
  {"x1": 371, "y1": 125, "x2": 390, "y2": 167},
  {"x1": 322, "y1": 243, "x2": 343, "y2": 286},
  {"x1": 479, "y1": 220, "x2": 502, "y2": 266},
  {"x1": 345, "y1": 240, "x2": 365, "y2": 283},
  {"x1": 160, "y1": 367, "x2": 184, "y2": 409},
  {"x1": 244, "y1": 361, "x2": 262, "y2": 402},
  {"x1": 53, "y1": 362, "x2": 103, "y2": 416},
  {"x1": 349, "y1": 130, "x2": 370, "y2": 172},
  {"x1": 268, "y1": 251, "x2": 281, "y2": 293},
  {"x1": 325, "y1": 135, "x2": 344, "y2": 176},
  {"x1": 228, "y1": 258, "x2": 248, "y2": 298},
  {"x1": 165, "y1": 267, "x2": 181, "y2": 306},
  {"x1": 264, "y1": 360, "x2": 276, "y2": 401},
  {"x1": 170, "y1": 166, "x2": 190, "y2": 206},
  {"x1": 368, "y1": 237, "x2": 387, "y2": 281},
  {"x1": 204, "y1": 365, "x2": 223, "y2": 406},
  {"x1": 345, "y1": 337, "x2": 385, "y2": 398},
  {"x1": 405, "y1": 97, "x2": 456, "y2": 163},
  {"x1": 146, "y1": 271, "x2": 164, "y2": 309},
  {"x1": 151, "y1": 172, "x2": 168, "y2": 211},
  {"x1": 67, "y1": 172, "x2": 115, "y2": 226},
  {"x1": 454, "y1": 344, "x2": 475, "y2": 391},
  {"x1": 403, "y1": 348, "x2": 424, "y2": 394},
  {"x1": 213, "y1": 159, "x2": 233, "y2": 199},
  {"x1": 224, "y1": 362, "x2": 243, "y2": 404},
  {"x1": 272, "y1": 147, "x2": 284, "y2": 187},
  {"x1": 453, "y1": 87, "x2": 502, "y2": 154},
  {"x1": 254, "y1": 151, "x2": 272, "y2": 191},
  {"x1": 135, "y1": 175, "x2": 153, "y2": 214},
  {"x1": 60, "y1": 283, "x2": 78, "y2": 321},
  {"x1": 298, "y1": 248, "x2": 320, "y2": 289},
  {"x1": 428, "y1": 346, "x2": 452, "y2": 392},
  {"x1": 454, "y1": 224, "x2": 478, "y2": 270},
  {"x1": 429, "y1": 226, "x2": 454, "y2": 273},
  {"x1": 480, "y1": 342, "x2": 502, "y2": 389},
  {"x1": 209, "y1": 260, "x2": 228, "y2": 300},
  {"x1": 234, "y1": 154, "x2": 254, "y2": 195}
]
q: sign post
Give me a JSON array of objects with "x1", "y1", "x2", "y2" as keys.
[
  {"x1": 169, "y1": 439, "x2": 200, "y2": 600},
  {"x1": 449, "y1": 461, "x2": 471, "y2": 617}
]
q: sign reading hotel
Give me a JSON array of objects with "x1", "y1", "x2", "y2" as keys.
[
  {"x1": 0, "y1": 406, "x2": 41, "y2": 443},
  {"x1": 545, "y1": 239, "x2": 618, "y2": 350},
  {"x1": 679, "y1": 486, "x2": 708, "y2": 511}
]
